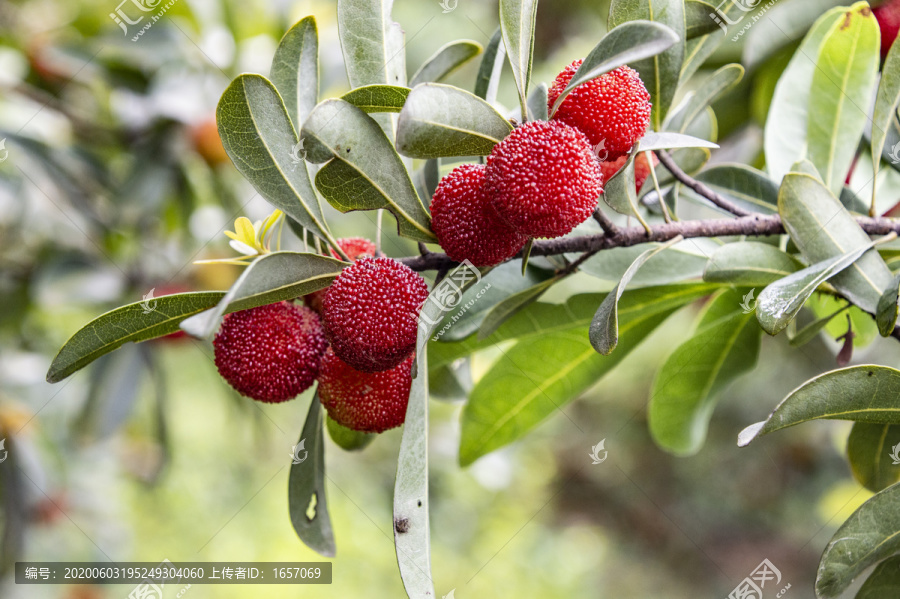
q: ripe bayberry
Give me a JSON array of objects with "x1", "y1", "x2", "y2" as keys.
[
  {"x1": 599, "y1": 152, "x2": 659, "y2": 193},
  {"x1": 317, "y1": 348, "x2": 413, "y2": 433},
  {"x1": 548, "y1": 61, "x2": 651, "y2": 160},
  {"x1": 304, "y1": 237, "x2": 377, "y2": 314},
  {"x1": 431, "y1": 164, "x2": 528, "y2": 266},
  {"x1": 484, "y1": 120, "x2": 603, "y2": 239},
  {"x1": 322, "y1": 257, "x2": 429, "y2": 372},
  {"x1": 213, "y1": 301, "x2": 327, "y2": 403},
  {"x1": 875, "y1": 0, "x2": 900, "y2": 58}
]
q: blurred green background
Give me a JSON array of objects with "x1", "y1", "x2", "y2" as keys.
[{"x1": 0, "y1": 0, "x2": 889, "y2": 597}]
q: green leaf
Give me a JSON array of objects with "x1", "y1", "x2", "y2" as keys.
[
  {"x1": 270, "y1": 16, "x2": 319, "y2": 129},
  {"x1": 848, "y1": 422, "x2": 900, "y2": 493},
  {"x1": 703, "y1": 241, "x2": 803, "y2": 287},
  {"x1": 413, "y1": 158, "x2": 440, "y2": 208},
  {"x1": 180, "y1": 252, "x2": 346, "y2": 339},
  {"x1": 526, "y1": 82, "x2": 548, "y2": 122},
  {"x1": 649, "y1": 289, "x2": 762, "y2": 456},
  {"x1": 807, "y1": 3, "x2": 879, "y2": 196},
  {"x1": 340, "y1": 84, "x2": 409, "y2": 113},
  {"x1": 738, "y1": 366, "x2": 900, "y2": 448},
  {"x1": 580, "y1": 242, "x2": 710, "y2": 287},
  {"x1": 289, "y1": 394, "x2": 335, "y2": 557},
  {"x1": 550, "y1": 20, "x2": 680, "y2": 117},
  {"x1": 816, "y1": 482, "x2": 900, "y2": 597},
  {"x1": 788, "y1": 304, "x2": 849, "y2": 348},
  {"x1": 216, "y1": 75, "x2": 336, "y2": 248},
  {"x1": 47, "y1": 292, "x2": 226, "y2": 383},
  {"x1": 474, "y1": 27, "x2": 506, "y2": 103},
  {"x1": 410, "y1": 40, "x2": 482, "y2": 87},
  {"x1": 609, "y1": 1, "x2": 685, "y2": 130},
  {"x1": 666, "y1": 64, "x2": 743, "y2": 134},
  {"x1": 779, "y1": 173, "x2": 894, "y2": 314},
  {"x1": 396, "y1": 83, "x2": 513, "y2": 159},
  {"x1": 458, "y1": 284, "x2": 717, "y2": 465},
  {"x1": 755, "y1": 238, "x2": 885, "y2": 336},
  {"x1": 878, "y1": 274, "x2": 900, "y2": 337},
  {"x1": 499, "y1": 0, "x2": 539, "y2": 118},
  {"x1": 872, "y1": 35, "x2": 900, "y2": 212},
  {"x1": 856, "y1": 555, "x2": 900, "y2": 599},
  {"x1": 326, "y1": 415, "x2": 375, "y2": 451},
  {"x1": 590, "y1": 236, "x2": 684, "y2": 355},
  {"x1": 764, "y1": 7, "x2": 847, "y2": 184},
  {"x1": 603, "y1": 144, "x2": 649, "y2": 228},
  {"x1": 477, "y1": 277, "x2": 557, "y2": 341},
  {"x1": 639, "y1": 131, "x2": 719, "y2": 151},
  {"x1": 302, "y1": 99, "x2": 436, "y2": 242},
  {"x1": 684, "y1": 0, "x2": 720, "y2": 39},
  {"x1": 694, "y1": 164, "x2": 779, "y2": 214}
]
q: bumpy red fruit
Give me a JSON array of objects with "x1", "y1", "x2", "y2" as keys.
[
  {"x1": 304, "y1": 237, "x2": 377, "y2": 313},
  {"x1": 876, "y1": 0, "x2": 900, "y2": 58},
  {"x1": 323, "y1": 257, "x2": 429, "y2": 372},
  {"x1": 431, "y1": 164, "x2": 528, "y2": 266},
  {"x1": 213, "y1": 301, "x2": 328, "y2": 403},
  {"x1": 599, "y1": 152, "x2": 659, "y2": 193},
  {"x1": 484, "y1": 120, "x2": 603, "y2": 239},
  {"x1": 548, "y1": 61, "x2": 651, "y2": 159},
  {"x1": 318, "y1": 348, "x2": 413, "y2": 433}
]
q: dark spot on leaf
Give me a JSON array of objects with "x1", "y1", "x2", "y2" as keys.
[
  {"x1": 394, "y1": 518, "x2": 409, "y2": 534},
  {"x1": 869, "y1": 371, "x2": 874, "y2": 377},
  {"x1": 861, "y1": 7, "x2": 871, "y2": 16},
  {"x1": 417, "y1": 500, "x2": 422, "y2": 507},
  {"x1": 840, "y1": 12, "x2": 852, "y2": 29},
  {"x1": 346, "y1": 148, "x2": 351, "y2": 153}
]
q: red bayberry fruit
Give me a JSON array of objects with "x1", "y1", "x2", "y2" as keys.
[
  {"x1": 213, "y1": 301, "x2": 327, "y2": 403},
  {"x1": 304, "y1": 237, "x2": 377, "y2": 314},
  {"x1": 317, "y1": 348, "x2": 413, "y2": 433},
  {"x1": 431, "y1": 164, "x2": 528, "y2": 266},
  {"x1": 876, "y1": 0, "x2": 900, "y2": 58},
  {"x1": 484, "y1": 120, "x2": 603, "y2": 239},
  {"x1": 599, "y1": 152, "x2": 659, "y2": 193},
  {"x1": 322, "y1": 257, "x2": 429, "y2": 372},
  {"x1": 548, "y1": 61, "x2": 651, "y2": 160}
]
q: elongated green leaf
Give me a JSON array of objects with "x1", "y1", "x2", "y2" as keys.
[
  {"x1": 738, "y1": 366, "x2": 900, "y2": 448},
  {"x1": 764, "y1": 7, "x2": 846, "y2": 183},
  {"x1": 872, "y1": 37, "x2": 900, "y2": 211},
  {"x1": 609, "y1": 1, "x2": 685, "y2": 130},
  {"x1": 603, "y1": 144, "x2": 646, "y2": 225},
  {"x1": 848, "y1": 422, "x2": 900, "y2": 493},
  {"x1": 878, "y1": 273, "x2": 900, "y2": 337},
  {"x1": 526, "y1": 82, "x2": 548, "y2": 122},
  {"x1": 474, "y1": 27, "x2": 505, "y2": 103},
  {"x1": 499, "y1": 0, "x2": 538, "y2": 118},
  {"x1": 779, "y1": 173, "x2": 894, "y2": 314},
  {"x1": 667, "y1": 64, "x2": 743, "y2": 134},
  {"x1": 694, "y1": 164, "x2": 779, "y2": 214},
  {"x1": 396, "y1": 83, "x2": 513, "y2": 159},
  {"x1": 477, "y1": 277, "x2": 557, "y2": 341},
  {"x1": 650, "y1": 289, "x2": 762, "y2": 456},
  {"x1": 807, "y1": 3, "x2": 879, "y2": 196},
  {"x1": 703, "y1": 242, "x2": 803, "y2": 287},
  {"x1": 788, "y1": 304, "x2": 849, "y2": 348},
  {"x1": 270, "y1": 16, "x2": 318, "y2": 129},
  {"x1": 856, "y1": 555, "x2": 900, "y2": 598},
  {"x1": 817, "y1": 483, "x2": 900, "y2": 597},
  {"x1": 341, "y1": 85, "x2": 409, "y2": 113},
  {"x1": 580, "y1": 242, "x2": 710, "y2": 286},
  {"x1": 47, "y1": 292, "x2": 225, "y2": 383},
  {"x1": 590, "y1": 236, "x2": 684, "y2": 355},
  {"x1": 302, "y1": 99, "x2": 435, "y2": 242},
  {"x1": 680, "y1": 1, "x2": 740, "y2": 83},
  {"x1": 639, "y1": 131, "x2": 719, "y2": 151},
  {"x1": 756, "y1": 239, "x2": 884, "y2": 336},
  {"x1": 684, "y1": 0, "x2": 720, "y2": 39},
  {"x1": 180, "y1": 252, "x2": 346, "y2": 339},
  {"x1": 550, "y1": 20, "x2": 680, "y2": 117},
  {"x1": 289, "y1": 394, "x2": 335, "y2": 557},
  {"x1": 216, "y1": 75, "x2": 336, "y2": 247},
  {"x1": 410, "y1": 40, "x2": 482, "y2": 87}
]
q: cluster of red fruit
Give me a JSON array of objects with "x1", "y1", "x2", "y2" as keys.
[
  {"x1": 213, "y1": 238, "x2": 428, "y2": 434},
  {"x1": 431, "y1": 61, "x2": 654, "y2": 267}
]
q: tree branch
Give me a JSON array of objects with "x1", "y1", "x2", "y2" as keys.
[{"x1": 656, "y1": 150, "x2": 752, "y2": 217}]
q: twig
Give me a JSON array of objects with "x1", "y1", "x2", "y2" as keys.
[
  {"x1": 592, "y1": 208, "x2": 620, "y2": 237},
  {"x1": 657, "y1": 150, "x2": 751, "y2": 217}
]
